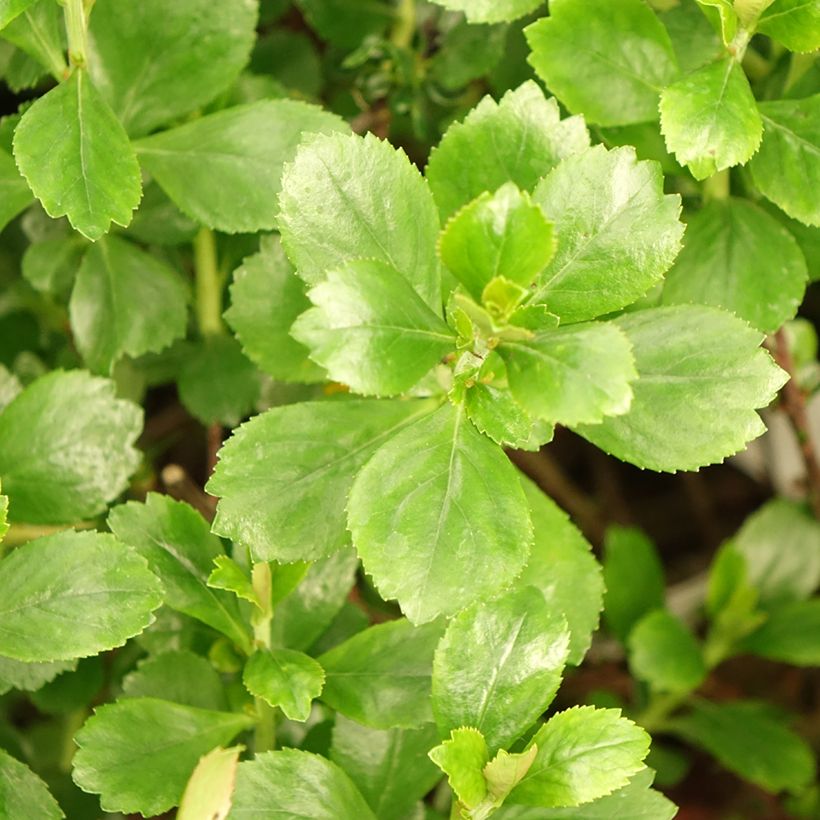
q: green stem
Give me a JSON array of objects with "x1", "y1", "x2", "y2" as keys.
[
  {"x1": 3, "y1": 521, "x2": 94, "y2": 551},
  {"x1": 60, "y1": 709, "x2": 88, "y2": 771},
  {"x1": 254, "y1": 697, "x2": 277, "y2": 753},
  {"x1": 193, "y1": 228, "x2": 225, "y2": 337},
  {"x1": 637, "y1": 691, "x2": 689, "y2": 733},
  {"x1": 391, "y1": 0, "x2": 415, "y2": 49},
  {"x1": 63, "y1": 0, "x2": 87, "y2": 68},
  {"x1": 703, "y1": 169, "x2": 730, "y2": 203},
  {"x1": 250, "y1": 561, "x2": 276, "y2": 752}
]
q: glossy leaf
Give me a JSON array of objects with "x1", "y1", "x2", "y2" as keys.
[
  {"x1": 426, "y1": 82, "x2": 589, "y2": 221},
  {"x1": 0, "y1": 147, "x2": 32, "y2": 233},
  {"x1": 0, "y1": 530, "x2": 162, "y2": 662},
  {"x1": 136, "y1": 100, "x2": 347, "y2": 233},
  {"x1": 73, "y1": 698, "x2": 255, "y2": 816},
  {"x1": 577, "y1": 306, "x2": 787, "y2": 472},
  {"x1": 433, "y1": 585, "x2": 570, "y2": 752},
  {"x1": 530, "y1": 146, "x2": 684, "y2": 322},
  {"x1": 349, "y1": 403, "x2": 532, "y2": 623},
  {"x1": 0, "y1": 749, "x2": 63, "y2": 819},
  {"x1": 757, "y1": 0, "x2": 820, "y2": 52},
  {"x1": 13, "y1": 70, "x2": 141, "y2": 240},
  {"x1": 243, "y1": 648, "x2": 324, "y2": 721},
  {"x1": 429, "y1": 728, "x2": 489, "y2": 809},
  {"x1": 178, "y1": 745, "x2": 242, "y2": 820},
  {"x1": 526, "y1": 0, "x2": 678, "y2": 127},
  {"x1": 208, "y1": 399, "x2": 436, "y2": 562},
  {"x1": 429, "y1": 0, "x2": 541, "y2": 23}
]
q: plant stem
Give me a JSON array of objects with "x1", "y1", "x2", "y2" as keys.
[
  {"x1": 193, "y1": 227, "x2": 225, "y2": 337},
  {"x1": 391, "y1": 0, "x2": 415, "y2": 49},
  {"x1": 63, "y1": 0, "x2": 88, "y2": 68},
  {"x1": 3, "y1": 521, "x2": 94, "y2": 550},
  {"x1": 703, "y1": 169, "x2": 730, "y2": 202},
  {"x1": 637, "y1": 691, "x2": 689, "y2": 733},
  {"x1": 254, "y1": 698, "x2": 277, "y2": 753},
  {"x1": 250, "y1": 562, "x2": 276, "y2": 752}
]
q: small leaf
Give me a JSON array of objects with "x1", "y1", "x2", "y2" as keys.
[
  {"x1": 208, "y1": 555, "x2": 259, "y2": 608},
  {"x1": 292, "y1": 259, "x2": 455, "y2": 397},
  {"x1": 741, "y1": 599, "x2": 820, "y2": 666},
  {"x1": 0, "y1": 657, "x2": 74, "y2": 696},
  {"x1": 178, "y1": 745, "x2": 242, "y2": 820},
  {"x1": 429, "y1": 728, "x2": 489, "y2": 810},
  {"x1": 660, "y1": 57, "x2": 763, "y2": 180},
  {"x1": 349, "y1": 403, "x2": 532, "y2": 624},
  {"x1": 0, "y1": 748, "x2": 63, "y2": 820},
  {"x1": 22, "y1": 236, "x2": 84, "y2": 296},
  {"x1": 428, "y1": 0, "x2": 541, "y2": 23},
  {"x1": 0, "y1": 0, "x2": 38, "y2": 28},
  {"x1": 757, "y1": 0, "x2": 820, "y2": 52},
  {"x1": 426, "y1": 82, "x2": 589, "y2": 221},
  {"x1": 484, "y1": 746, "x2": 539, "y2": 807},
  {"x1": 696, "y1": 0, "x2": 738, "y2": 44},
  {"x1": 525, "y1": 0, "x2": 679, "y2": 127},
  {"x1": 0, "y1": 148, "x2": 32, "y2": 233},
  {"x1": 0, "y1": 530, "x2": 162, "y2": 662},
  {"x1": 13, "y1": 70, "x2": 141, "y2": 240},
  {"x1": 243, "y1": 648, "x2": 324, "y2": 722},
  {"x1": 72, "y1": 698, "x2": 255, "y2": 816}
]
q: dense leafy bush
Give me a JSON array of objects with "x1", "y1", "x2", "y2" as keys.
[{"x1": 0, "y1": 0, "x2": 818, "y2": 817}]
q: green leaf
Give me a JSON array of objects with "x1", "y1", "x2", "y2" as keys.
[
  {"x1": 660, "y1": 58, "x2": 763, "y2": 180},
  {"x1": 0, "y1": 147, "x2": 32, "y2": 232},
  {"x1": 663, "y1": 198, "x2": 807, "y2": 333},
  {"x1": 429, "y1": 0, "x2": 541, "y2": 23},
  {"x1": 295, "y1": 0, "x2": 391, "y2": 49},
  {"x1": 750, "y1": 95, "x2": 820, "y2": 227},
  {"x1": 178, "y1": 745, "x2": 242, "y2": 820},
  {"x1": 2, "y1": 0, "x2": 65, "y2": 80},
  {"x1": 330, "y1": 716, "x2": 441, "y2": 820},
  {"x1": 22, "y1": 236, "x2": 84, "y2": 296},
  {"x1": 670, "y1": 701, "x2": 816, "y2": 793},
  {"x1": 525, "y1": 0, "x2": 678, "y2": 127},
  {"x1": 426, "y1": 82, "x2": 590, "y2": 221},
  {"x1": 0, "y1": 0, "x2": 37, "y2": 29},
  {"x1": 577, "y1": 306, "x2": 786, "y2": 472},
  {"x1": 484, "y1": 746, "x2": 539, "y2": 809},
  {"x1": 0, "y1": 657, "x2": 74, "y2": 695},
  {"x1": 508, "y1": 707, "x2": 651, "y2": 807},
  {"x1": 529, "y1": 146, "x2": 684, "y2": 322},
  {"x1": 136, "y1": 100, "x2": 347, "y2": 234},
  {"x1": 208, "y1": 555, "x2": 259, "y2": 608},
  {"x1": 209, "y1": 399, "x2": 436, "y2": 563},
  {"x1": 519, "y1": 478, "x2": 604, "y2": 665},
  {"x1": 13, "y1": 70, "x2": 142, "y2": 241},
  {"x1": 279, "y1": 131, "x2": 441, "y2": 309},
  {"x1": 243, "y1": 648, "x2": 324, "y2": 721},
  {"x1": 661, "y1": 3, "x2": 724, "y2": 73},
  {"x1": 226, "y1": 236, "x2": 324, "y2": 383},
  {"x1": 229, "y1": 749, "x2": 377, "y2": 819},
  {"x1": 0, "y1": 482, "x2": 7, "y2": 543},
  {"x1": 757, "y1": 0, "x2": 820, "y2": 52},
  {"x1": 108, "y1": 494, "x2": 252, "y2": 652},
  {"x1": 433, "y1": 585, "x2": 569, "y2": 752},
  {"x1": 69, "y1": 236, "x2": 188, "y2": 374},
  {"x1": 438, "y1": 184, "x2": 555, "y2": 302},
  {"x1": 732, "y1": 499, "x2": 820, "y2": 606},
  {"x1": 501, "y1": 322, "x2": 636, "y2": 426},
  {"x1": 0, "y1": 530, "x2": 162, "y2": 662},
  {"x1": 293, "y1": 260, "x2": 455, "y2": 397},
  {"x1": 429, "y1": 728, "x2": 489, "y2": 809},
  {"x1": 318, "y1": 618, "x2": 443, "y2": 729},
  {"x1": 0, "y1": 749, "x2": 63, "y2": 819},
  {"x1": 602, "y1": 527, "x2": 666, "y2": 643},
  {"x1": 628, "y1": 610, "x2": 706, "y2": 694},
  {"x1": 87, "y1": 0, "x2": 258, "y2": 137},
  {"x1": 72, "y1": 697, "x2": 255, "y2": 816},
  {"x1": 122, "y1": 650, "x2": 228, "y2": 711},
  {"x1": 696, "y1": 0, "x2": 738, "y2": 44},
  {"x1": 349, "y1": 403, "x2": 532, "y2": 624},
  {"x1": 741, "y1": 599, "x2": 820, "y2": 666}
]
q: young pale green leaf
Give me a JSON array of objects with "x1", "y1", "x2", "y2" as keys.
[
  {"x1": 0, "y1": 749, "x2": 63, "y2": 820},
  {"x1": 243, "y1": 648, "x2": 324, "y2": 722},
  {"x1": 22, "y1": 236, "x2": 84, "y2": 296},
  {"x1": 73, "y1": 698, "x2": 255, "y2": 816},
  {"x1": 109, "y1": 494, "x2": 252, "y2": 652},
  {"x1": 279, "y1": 131, "x2": 440, "y2": 308},
  {"x1": 530, "y1": 146, "x2": 684, "y2": 322},
  {"x1": 438, "y1": 184, "x2": 555, "y2": 301},
  {"x1": 433, "y1": 585, "x2": 569, "y2": 752},
  {"x1": 429, "y1": 728, "x2": 489, "y2": 810},
  {"x1": 484, "y1": 747, "x2": 539, "y2": 809},
  {"x1": 426, "y1": 82, "x2": 590, "y2": 221},
  {"x1": 660, "y1": 58, "x2": 763, "y2": 180},
  {"x1": 0, "y1": 370, "x2": 142, "y2": 523},
  {"x1": 757, "y1": 0, "x2": 820, "y2": 52},
  {"x1": 209, "y1": 556, "x2": 259, "y2": 608},
  {"x1": 697, "y1": 0, "x2": 738, "y2": 43},
  {"x1": 670, "y1": 701, "x2": 816, "y2": 793},
  {"x1": 428, "y1": 0, "x2": 541, "y2": 23},
  {"x1": 519, "y1": 478, "x2": 604, "y2": 665},
  {"x1": 208, "y1": 399, "x2": 436, "y2": 563},
  {"x1": 741, "y1": 599, "x2": 820, "y2": 666},
  {"x1": 349, "y1": 403, "x2": 532, "y2": 624},
  {"x1": 663, "y1": 198, "x2": 807, "y2": 333},
  {"x1": 0, "y1": 148, "x2": 32, "y2": 232},
  {"x1": 603, "y1": 527, "x2": 666, "y2": 643},
  {"x1": 178, "y1": 745, "x2": 242, "y2": 820},
  {"x1": 122, "y1": 650, "x2": 228, "y2": 711},
  {"x1": 508, "y1": 707, "x2": 651, "y2": 808},
  {"x1": 628, "y1": 610, "x2": 706, "y2": 694},
  {"x1": 13, "y1": 70, "x2": 141, "y2": 241},
  {"x1": 87, "y1": 0, "x2": 257, "y2": 137},
  {"x1": 330, "y1": 716, "x2": 441, "y2": 820},
  {"x1": 69, "y1": 236, "x2": 188, "y2": 374},
  {"x1": 318, "y1": 619, "x2": 443, "y2": 729},
  {"x1": 750, "y1": 95, "x2": 820, "y2": 227},
  {"x1": 136, "y1": 100, "x2": 347, "y2": 233},
  {"x1": 501, "y1": 322, "x2": 636, "y2": 426},
  {"x1": 525, "y1": 0, "x2": 678, "y2": 127},
  {"x1": 577, "y1": 306, "x2": 787, "y2": 472},
  {"x1": 292, "y1": 260, "x2": 455, "y2": 397},
  {"x1": 0, "y1": 0, "x2": 37, "y2": 28},
  {"x1": 0, "y1": 530, "x2": 162, "y2": 662},
  {"x1": 229, "y1": 749, "x2": 377, "y2": 819},
  {"x1": 226, "y1": 236, "x2": 324, "y2": 383}
]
